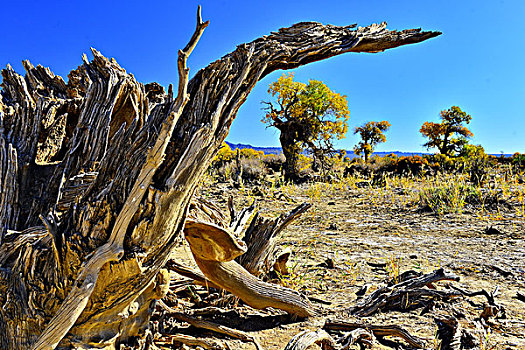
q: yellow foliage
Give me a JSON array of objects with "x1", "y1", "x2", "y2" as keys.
[
  {"x1": 240, "y1": 148, "x2": 264, "y2": 159},
  {"x1": 215, "y1": 142, "x2": 234, "y2": 162},
  {"x1": 262, "y1": 73, "x2": 350, "y2": 149},
  {"x1": 298, "y1": 154, "x2": 312, "y2": 172}
]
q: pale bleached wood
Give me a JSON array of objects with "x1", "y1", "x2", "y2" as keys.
[
  {"x1": 284, "y1": 329, "x2": 336, "y2": 350},
  {"x1": 158, "y1": 300, "x2": 263, "y2": 350},
  {"x1": 324, "y1": 320, "x2": 426, "y2": 348},
  {"x1": 185, "y1": 200, "x2": 316, "y2": 317},
  {"x1": 156, "y1": 334, "x2": 225, "y2": 350},
  {"x1": 351, "y1": 268, "x2": 460, "y2": 317},
  {"x1": 194, "y1": 257, "x2": 317, "y2": 318},
  {"x1": 239, "y1": 202, "x2": 311, "y2": 275}
]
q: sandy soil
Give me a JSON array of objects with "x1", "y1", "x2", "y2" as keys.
[{"x1": 164, "y1": 176, "x2": 525, "y2": 349}]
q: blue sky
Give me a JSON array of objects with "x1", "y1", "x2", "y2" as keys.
[{"x1": 2, "y1": 0, "x2": 524, "y2": 153}]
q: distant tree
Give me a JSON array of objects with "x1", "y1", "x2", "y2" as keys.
[
  {"x1": 353, "y1": 121, "x2": 391, "y2": 162},
  {"x1": 420, "y1": 106, "x2": 473, "y2": 156},
  {"x1": 262, "y1": 73, "x2": 349, "y2": 181}
]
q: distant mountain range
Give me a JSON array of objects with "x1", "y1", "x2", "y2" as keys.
[
  {"x1": 225, "y1": 141, "x2": 514, "y2": 158},
  {"x1": 225, "y1": 141, "x2": 428, "y2": 159}
]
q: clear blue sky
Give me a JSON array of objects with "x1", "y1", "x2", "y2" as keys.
[{"x1": 2, "y1": 0, "x2": 524, "y2": 154}]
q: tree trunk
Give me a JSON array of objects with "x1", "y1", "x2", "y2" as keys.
[
  {"x1": 0, "y1": 11, "x2": 440, "y2": 349},
  {"x1": 280, "y1": 130, "x2": 301, "y2": 182},
  {"x1": 364, "y1": 147, "x2": 371, "y2": 162}
]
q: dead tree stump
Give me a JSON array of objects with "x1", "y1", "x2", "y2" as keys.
[{"x1": 0, "y1": 8, "x2": 440, "y2": 349}]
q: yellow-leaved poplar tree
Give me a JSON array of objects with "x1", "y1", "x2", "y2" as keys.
[
  {"x1": 262, "y1": 73, "x2": 349, "y2": 181},
  {"x1": 353, "y1": 121, "x2": 391, "y2": 162},
  {"x1": 420, "y1": 106, "x2": 473, "y2": 156}
]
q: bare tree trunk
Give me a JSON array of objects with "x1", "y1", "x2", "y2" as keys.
[
  {"x1": 280, "y1": 131, "x2": 301, "y2": 182},
  {"x1": 0, "y1": 11, "x2": 440, "y2": 349},
  {"x1": 364, "y1": 145, "x2": 371, "y2": 162}
]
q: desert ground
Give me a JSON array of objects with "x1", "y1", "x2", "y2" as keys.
[{"x1": 160, "y1": 172, "x2": 525, "y2": 350}]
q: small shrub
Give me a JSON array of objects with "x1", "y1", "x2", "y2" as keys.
[
  {"x1": 239, "y1": 157, "x2": 267, "y2": 182},
  {"x1": 240, "y1": 147, "x2": 264, "y2": 159},
  {"x1": 326, "y1": 150, "x2": 348, "y2": 177},
  {"x1": 210, "y1": 142, "x2": 234, "y2": 172},
  {"x1": 417, "y1": 184, "x2": 471, "y2": 215},
  {"x1": 457, "y1": 144, "x2": 492, "y2": 186},
  {"x1": 428, "y1": 153, "x2": 456, "y2": 171},
  {"x1": 343, "y1": 161, "x2": 371, "y2": 178},
  {"x1": 380, "y1": 155, "x2": 433, "y2": 177},
  {"x1": 512, "y1": 153, "x2": 525, "y2": 169},
  {"x1": 216, "y1": 162, "x2": 236, "y2": 182},
  {"x1": 416, "y1": 179, "x2": 507, "y2": 215},
  {"x1": 370, "y1": 154, "x2": 397, "y2": 169}
]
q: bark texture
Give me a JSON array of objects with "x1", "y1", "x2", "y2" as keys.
[
  {"x1": 0, "y1": 14, "x2": 440, "y2": 349},
  {"x1": 280, "y1": 130, "x2": 302, "y2": 182}
]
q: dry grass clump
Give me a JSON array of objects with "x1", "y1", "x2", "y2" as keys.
[
  {"x1": 417, "y1": 181, "x2": 480, "y2": 215},
  {"x1": 239, "y1": 157, "x2": 268, "y2": 182},
  {"x1": 208, "y1": 143, "x2": 525, "y2": 221},
  {"x1": 410, "y1": 173, "x2": 522, "y2": 217}
]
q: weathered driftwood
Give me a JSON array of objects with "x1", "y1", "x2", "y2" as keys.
[
  {"x1": 228, "y1": 195, "x2": 258, "y2": 235},
  {"x1": 324, "y1": 320, "x2": 426, "y2": 348},
  {"x1": 434, "y1": 317, "x2": 467, "y2": 350},
  {"x1": 239, "y1": 202, "x2": 312, "y2": 275},
  {"x1": 449, "y1": 285, "x2": 504, "y2": 323},
  {"x1": 31, "y1": 9, "x2": 209, "y2": 350},
  {"x1": 283, "y1": 329, "x2": 336, "y2": 350},
  {"x1": 0, "y1": 5, "x2": 440, "y2": 348},
  {"x1": 336, "y1": 328, "x2": 376, "y2": 349},
  {"x1": 432, "y1": 285, "x2": 503, "y2": 349},
  {"x1": 158, "y1": 300, "x2": 263, "y2": 350},
  {"x1": 184, "y1": 219, "x2": 317, "y2": 317},
  {"x1": 166, "y1": 258, "x2": 218, "y2": 288},
  {"x1": 181, "y1": 198, "x2": 317, "y2": 317},
  {"x1": 351, "y1": 268, "x2": 460, "y2": 316},
  {"x1": 155, "y1": 334, "x2": 225, "y2": 350}
]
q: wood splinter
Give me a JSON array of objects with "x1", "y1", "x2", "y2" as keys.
[
  {"x1": 324, "y1": 320, "x2": 426, "y2": 349},
  {"x1": 284, "y1": 329, "x2": 336, "y2": 350}
]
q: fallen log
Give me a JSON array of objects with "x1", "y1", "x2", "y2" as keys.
[
  {"x1": 158, "y1": 300, "x2": 263, "y2": 350},
  {"x1": 156, "y1": 334, "x2": 225, "y2": 350},
  {"x1": 351, "y1": 268, "x2": 461, "y2": 316},
  {"x1": 336, "y1": 328, "x2": 375, "y2": 349},
  {"x1": 284, "y1": 329, "x2": 336, "y2": 350}
]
